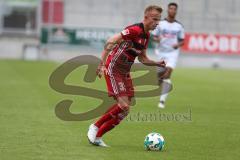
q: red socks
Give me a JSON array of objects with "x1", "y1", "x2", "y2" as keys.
[
  {"x1": 94, "y1": 104, "x2": 123, "y2": 128},
  {"x1": 96, "y1": 117, "x2": 120, "y2": 137},
  {"x1": 94, "y1": 103, "x2": 129, "y2": 138}
]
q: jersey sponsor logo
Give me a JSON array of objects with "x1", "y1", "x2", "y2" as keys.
[
  {"x1": 162, "y1": 29, "x2": 178, "y2": 38},
  {"x1": 121, "y1": 29, "x2": 130, "y2": 36}
]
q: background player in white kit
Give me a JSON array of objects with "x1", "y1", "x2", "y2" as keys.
[{"x1": 152, "y1": 2, "x2": 185, "y2": 108}]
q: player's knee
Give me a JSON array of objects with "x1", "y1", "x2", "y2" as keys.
[
  {"x1": 117, "y1": 97, "x2": 130, "y2": 110},
  {"x1": 117, "y1": 100, "x2": 130, "y2": 120},
  {"x1": 164, "y1": 74, "x2": 170, "y2": 79},
  {"x1": 159, "y1": 67, "x2": 173, "y2": 80},
  {"x1": 164, "y1": 72, "x2": 171, "y2": 79},
  {"x1": 157, "y1": 67, "x2": 166, "y2": 79},
  {"x1": 118, "y1": 102, "x2": 130, "y2": 111}
]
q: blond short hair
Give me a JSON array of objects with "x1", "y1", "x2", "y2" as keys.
[{"x1": 144, "y1": 5, "x2": 163, "y2": 15}]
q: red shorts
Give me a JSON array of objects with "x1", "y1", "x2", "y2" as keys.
[{"x1": 104, "y1": 73, "x2": 134, "y2": 99}]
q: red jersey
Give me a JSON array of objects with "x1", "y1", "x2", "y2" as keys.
[{"x1": 106, "y1": 23, "x2": 150, "y2": 75}]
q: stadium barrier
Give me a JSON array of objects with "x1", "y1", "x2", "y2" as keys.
[{"x1": 41, "y1": 27, "x2": 240, "y2": 55}]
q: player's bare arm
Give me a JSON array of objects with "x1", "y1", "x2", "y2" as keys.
[
  {"x1": 138, "y1": 49, "x2": 166, "y2": 67},
  {"x1": 96, "y1": 33, "x2": 123, "y2": 78}
]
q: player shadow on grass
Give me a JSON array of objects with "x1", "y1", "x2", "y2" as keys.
[{"x1": 49, "y1": 55, "x2": 172, "y2": 121}]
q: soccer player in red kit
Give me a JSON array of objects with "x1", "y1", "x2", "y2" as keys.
[{"x1": 87, "y1": 5, "x2": 165, "y2": 147}]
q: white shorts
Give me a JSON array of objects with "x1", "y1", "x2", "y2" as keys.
[{"x1": 155, "y1": 49, "x2": 180, "y2": 69}]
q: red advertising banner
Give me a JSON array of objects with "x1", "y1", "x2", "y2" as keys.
[{"x1": 182, "y1": 33, "x2": 240, "y2": 55}]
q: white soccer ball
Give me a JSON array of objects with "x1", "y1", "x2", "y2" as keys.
[{"x1": 144, "y1": 132, "x2": 165, "y2": 151}]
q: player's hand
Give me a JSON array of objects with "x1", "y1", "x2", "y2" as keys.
[
  {"x1": 156, "y1": 60, "x2": 166, "y2": 67},
  {"x1": 96, "y1": 63, "x2": 108, "y2": 78}
]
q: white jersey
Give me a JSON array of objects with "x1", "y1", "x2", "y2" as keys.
[{"x1": 152, "y1": 19, "x2": 185, "y2": 53}]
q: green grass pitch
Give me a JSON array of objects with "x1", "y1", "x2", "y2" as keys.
[{"x1": 0, "y1": 59, "x2": 240, "y2": 160}]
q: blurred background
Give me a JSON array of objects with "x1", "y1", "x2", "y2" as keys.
[{"x1": 0, "y1": 0, "x2": 240, "y2": 68}]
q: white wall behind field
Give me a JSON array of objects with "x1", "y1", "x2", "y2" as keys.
[
  {"x1": 64, "y1": 0, "x2": 240, "y2": 34},
  {"x1": 0, "y1": 37, "x2": 39, "y2": 59}
]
